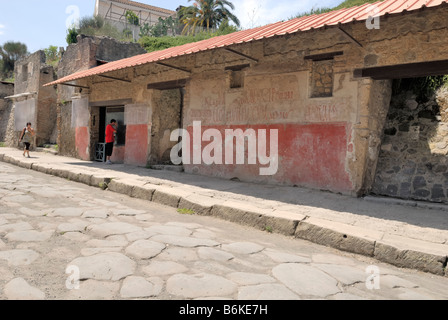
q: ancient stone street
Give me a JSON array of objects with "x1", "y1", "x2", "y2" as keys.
[{"x1": 1, "y1": 162, "x2": 448, "y2": 300}]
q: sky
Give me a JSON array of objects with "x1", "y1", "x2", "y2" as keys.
[{"x1": 0, "y1": 0, "x2": 343, "y2": 53}]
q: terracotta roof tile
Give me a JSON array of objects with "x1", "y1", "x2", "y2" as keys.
[{"x1": 46, "y1": 0, "x2": 448, "y2": 86}]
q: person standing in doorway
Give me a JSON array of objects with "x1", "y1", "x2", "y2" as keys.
[
  {"x1": 19, "y1": 122, "x2": 35, "y2": 158},
  {"x1": 105, "y1": 119, "x2": 117, "y2": 165}
]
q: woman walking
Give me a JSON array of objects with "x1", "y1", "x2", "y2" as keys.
[{"x1": 19, "y1": 122, "x2": 35, "y2": 158}]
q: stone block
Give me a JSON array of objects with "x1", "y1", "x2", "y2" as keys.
[
  {"x1": 107, "y1": 180, "x2": 134, "y2": 197},
  {"x1": 152, "y1": 190, "x2": 181, "y2": 208},
  {"x1": 294, "y1": 217, "x2": 380, "y2": 256},
  {"x1": 178, "y1": 197, "x2": 212, "y2": 216},
  {"x1": 210, "y1": 204, "x2": 300, "y2": 236},
  {"x1": 374, "y1": 234, "x2": 448, "y2": 276},
  {"x1": 131, "y1": 185, "x2": 155, "y2": 201}
]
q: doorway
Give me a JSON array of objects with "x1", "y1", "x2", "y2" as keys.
[{"x1": 372, "y1": 76, "x2": 448, "y2": 203}]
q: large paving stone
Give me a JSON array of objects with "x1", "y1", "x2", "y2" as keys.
[
  {"x1": 314, "y1": 264, "x2": 367, "y2": 286},
  {"x1": 263, "y1": 249, "x2": 311, "y2": 263},
  {"x1": 166, "y1": 273, "x2": 237, "y2": 298},
  {"x1": 6, "y1": 230, "x2": 53, "y2": 242},
  {"x1": 4, "y1": 278, "x2": 45, "y2": 300},
  {"x1": 57, "y1": 222, "x2": 87, "y2": 234},
  {"x1": 227, "y1": 272, "x2": 276, "y2": 285},
  {"x1": 142, "y1": 261, "x2": 188, "y2": 276},
  {"x1": 3, "y1": 194, "x2": 35, "y2": 203},
  {"x1": 81, "y1": 247, "x2": 123, "y2": 256},
  {"x1": 221, "y1": 242, "x2": 264, "y2": 254},
  {"x1": 85, "y1": 239, "x2": 128, "y2": 248},
  {"x1": 125, "y1": 240, "x2": 166, "y2": 259},
  {"x1": 68, "y1": 252, "x2": 136, "y2": 281},
  {"x1": 0, "y1": 222, "x2": 33, "y2": 234},
  {"x1": 0, "y1": 249, "x2": 40, "y2": 266},
  {"x1": 272, "y1": 263, "x2": 340, "y2": 298},
  {"x1": 237, "y1": 283, "x2": 300, "y2": 300},
  {"x1": 151, "y1": 235, "x2": 219, "y2": 248},
  {"x1": 120, "y1": 276, "x2": 163, "y2": 298},
  {"x1": 112, "y1": 208, "x2": 146, "y2": 216},
  {"x1": 0, "y1": 266, "x2": 14, "y2": 281},
  {"x1": 82, "y1": 208, "x2": 110, "y2": 219},
  {"x1": 50, "y1": 207, "x2": 85, "y2": 217},
  {"x1": 126, "y1": 230, "x2": 157, "y2": 242},
  {"x1": 66, "y1": 280, "x2": 119, "y2": 300},
  {"x1": 380, "y1": 275, "x2": 419, "y2": 289},
  {"x1": 18, "y1": 207, "x2": 46, "y2": 217},
  {"x1": 87, "y1": 222, "x2": 142, "y2": 238},
  {"x1": 157, "y1": 247, "x2": 199, "y2": 261},
  {"x1": 145, "y1": 225, "x2": 192, "y2": 237},
  {"x1": 197, "y1": 247, "x2": 234, "y2": 262}
]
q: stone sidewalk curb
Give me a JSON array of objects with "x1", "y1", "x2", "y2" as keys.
[{"x1": 0, "y1": 151, "x2": 447, "y2": 277}]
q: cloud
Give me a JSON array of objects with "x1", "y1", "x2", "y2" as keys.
[{"x1": 0, "y1": 24, "x2": 5, "y2": 35}]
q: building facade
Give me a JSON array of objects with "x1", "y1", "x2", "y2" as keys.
[
  {"x1": 47, "y1": 0, "x2": 448, "y2": 202},
  {"x1": 0, "y1": 81, "x2": 14, "y2": 142},
  {"x1": 6, "y1": 51, "x2": 57, "y2": 148},
  {"x1": 56, "y1": 35, "x2": 147, "y2": 159}
]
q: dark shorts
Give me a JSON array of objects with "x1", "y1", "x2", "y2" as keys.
[
  {"x1": 105, "y1": 142, "x2": 114, "y2": 157},
  {"x1": 24, "y1": 142, "x2": 30, "y2": 151}
]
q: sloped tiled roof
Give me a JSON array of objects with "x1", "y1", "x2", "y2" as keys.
[{"x1": 46, "y1": 0, "x2": 448, "y2": 87}]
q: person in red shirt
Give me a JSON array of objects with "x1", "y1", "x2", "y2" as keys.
[{"x1": 105, "y1": 119, "x2": 117, "y2": 164}]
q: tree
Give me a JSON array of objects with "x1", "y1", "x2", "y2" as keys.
[
  {"x1": 139, "y1": 17, "x2": 177, "y2": 38},
  {"x1": 65, "y1": 15, "x2": 130, "y2": 44},
  {"x1": 66, "y1": 28, "x2": 79, "y2": 45},
  {"x1": 125, "y1": 10, "x2": 140, "y2": 26},
  {"x1": 44, "y1": 45, "x2": 60, "y2": 67},
  {"x1": 0, "y1": 41, "x2": 28, "y2": 79},
  {"x1": 178, "y1": 0, "x2": 240, "y2": 35}
]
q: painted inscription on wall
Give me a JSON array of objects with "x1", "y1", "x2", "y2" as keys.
[
  {"x1": 187, "y1": 73, "x2": 354, "y2": 125},
  {"x1": 189, "y1": 83, "x2": 297, "y2": 124},
  {"x1": 304, "y1": 103, "x2": 339, "y2": 122}
]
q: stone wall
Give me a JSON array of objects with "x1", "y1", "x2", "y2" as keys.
[
  {"x1": 57, "y1": 102, "x2": 76, "y2": 157},
  {"x1": 57, "y1": 35, "x2": 146, "y2": 157},
  {"x1": 6, "y1": 51, "x2": 58, "y2": 147},
  {"x1": 311, "y1": 60, "x2": 334, "y2": 98},
  {"x1": 14, "y1": 51, "x2": 46, "y2": 95},
  {"x1": 0, "y1": 82, "x2": 14, "y2": 142},
  {"x1": 149, "y1": 89, "x2": 181, "y2": 165},
  {"x1": 36, "y1": 65, "x2": 58, "y2": 145},
  {"x1": 373, "y1": 83, "x2": 448, "y2": 203}
]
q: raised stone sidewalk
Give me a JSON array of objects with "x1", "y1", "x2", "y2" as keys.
[{"x1": 0, "y1": 147, "x2": 447, "y2": 277}]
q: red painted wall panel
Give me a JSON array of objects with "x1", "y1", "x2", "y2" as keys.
[
  {"x1": 110, "y1": 145, "x2": 125, "y2": 163},
  {"x1": 75, "y1": 127, "x2": 90, "y2": 161},
  {"x1": 124, "y1": 124, "x2": 148, "y2": 166},
  {"x1": 183, "y1": 123, "x2": 352, "y2": 192}
]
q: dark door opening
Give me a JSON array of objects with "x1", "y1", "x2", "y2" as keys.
[{"x1": 99, "y1": 106, "x2": 126, "y2": 145}]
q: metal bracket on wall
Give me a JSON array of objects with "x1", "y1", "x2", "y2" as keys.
[
  {"x1": 223, "y1": 48, "x2": 258, "y2": 63},
  {"x1": 59, "y1": 83, "x2": 90, "y2": 89},
  {"x1": 97, "y1": 74, "x2": 132, "y2": 83},
  {"x1": 337, "y1": 26, "x2": 363, "y2": 48},
  {"x1": 155, "y1": 62, "x2": 191, "y2": 74}
]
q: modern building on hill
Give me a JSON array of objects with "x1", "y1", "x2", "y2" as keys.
[{"x1": 94, "y1": 0, "x2": 177, "y2": 40}]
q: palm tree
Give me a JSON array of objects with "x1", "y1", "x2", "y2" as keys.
[{"x1": 179, "y1": 0, "x2": 240, "y2": 35}]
